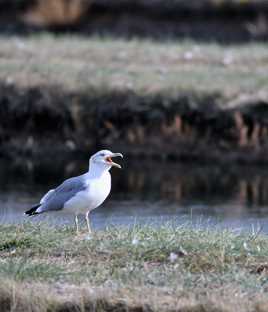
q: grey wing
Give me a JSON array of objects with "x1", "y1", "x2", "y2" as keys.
[{"x1": 38, "y1": 174, "x2": 87, "y2": 213}]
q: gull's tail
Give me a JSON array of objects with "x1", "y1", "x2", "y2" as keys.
[{"x1": 24, "y1": 204, "x2": 41, "y2": 216}]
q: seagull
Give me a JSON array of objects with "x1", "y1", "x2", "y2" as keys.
[{"x1": 25, "y1": 150, "x2": 123, "y2": 235}]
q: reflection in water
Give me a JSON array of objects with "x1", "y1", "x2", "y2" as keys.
[{"x1": 1, "y1": 159, "x2": 268, "y2": 230}]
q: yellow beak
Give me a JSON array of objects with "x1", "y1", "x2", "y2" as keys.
[{"x1": 105, "y1": 153, "x2": 123, "y2": 169}]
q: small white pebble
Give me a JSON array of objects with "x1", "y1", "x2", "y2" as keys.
[
  {"x1": 104, "y1": 280, "x2": 117, "y2": 288},
  {"x1": 14, "y1": 39, "x2": 27, "y2": 50},
  {"x1": 6, "y1": 77, "x2": 14, "y2": 85},
  {"x1": 222, "y1": 53, "x2": 233, "y2": 66},
  {"x1": 169, "y1": 252, "x2": 178, "y2": 263},
  {"x1": 183, "y1": 51, "x2": 193, "y2": 60},
  {"x1": 126, "y1": 82, "x2": 133, "y2": 89},
  {"x1": 85, "y1": 235, "x2": 93, "y2": 241},
  {"x1": 243, "y1": 242, "x2": 249, "y2": 251},
  {"x1": 132, "y1": 237, "x2": 139, "y2": 245}
]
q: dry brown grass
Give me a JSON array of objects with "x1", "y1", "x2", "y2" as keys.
[
  {"x1": 21, "y1": 0, "x2": 90, "y2": 27},
  {"x1": 0, "y1": 280, "x2": 267, "y2": 312}
]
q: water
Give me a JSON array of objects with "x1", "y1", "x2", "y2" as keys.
[{"x1": 1, "y1": 159, "x2": 268, "y2": 232}]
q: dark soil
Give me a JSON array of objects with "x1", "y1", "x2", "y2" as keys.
[
  {"x1": 1, "y1": 82, "x2": 268, "y2": 164},
  {"x1": 0, "y1": 0, "x2": 268, "y2": 42}
]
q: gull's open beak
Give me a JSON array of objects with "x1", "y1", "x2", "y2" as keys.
[{"x1": 105, "y1": 153, "x2": 123, "y2": 169}]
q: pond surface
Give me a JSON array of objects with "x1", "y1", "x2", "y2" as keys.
[{"x1": 1, "y1": 159, "x2": 268, "y2": 233}]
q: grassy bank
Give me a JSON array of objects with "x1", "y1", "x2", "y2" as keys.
[
  {"x1": 1, "y1": 35, "x2": 268, "y2": 162},
  {"x1": 0, "y1": 223, "x2": 268, "y2": 311},
  {"x1": 1, "y1": 1, "x2": 268, "y2": 42},
  {"x1": 1, "y1": 35, "x2": 267, "y2": 95}
]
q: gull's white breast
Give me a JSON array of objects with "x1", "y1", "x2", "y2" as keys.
[{"x1": 64, "y1": 172, "x2": 111, "y2": 214}]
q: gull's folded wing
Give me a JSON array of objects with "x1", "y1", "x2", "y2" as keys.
[{"x1": 37, "y1": 174, "x2": 88, "y2": 213}]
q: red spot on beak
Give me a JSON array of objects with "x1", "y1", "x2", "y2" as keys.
[{"x1": 106, "y1": 157, "x2": 112, "y2": 163}]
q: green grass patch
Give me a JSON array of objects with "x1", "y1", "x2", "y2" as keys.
[
  {"x1": 0, "y1": 259, "x2": 65, "y2": 281},
  {"x1": 0, "y1": 223, "x2": 267, "y2": 281},
  {"x1": 0, "y1": 223, "x2": 268, "y2": 311},
  {"x1": 0, "y1": 35, "x2": 267, "y2": 100}
]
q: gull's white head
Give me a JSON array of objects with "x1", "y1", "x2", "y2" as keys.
[{"x1": 90, "y1": 150, "x2": 123, "y2": 170}]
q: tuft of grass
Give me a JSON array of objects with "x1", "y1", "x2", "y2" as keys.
[{"x1": 0, "y1": 259, "x2": 65, "y2": 282}]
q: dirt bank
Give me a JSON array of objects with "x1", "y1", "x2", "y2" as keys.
[
  {"x1": 1, "y1": 36, "x2": 267, "y2": 164},
  {"x1": 0, "y1": 0, "x2": 268, "y2": 42},
  {"x1": 1, "y1": 82, "x2": 268, "y2": 164}
]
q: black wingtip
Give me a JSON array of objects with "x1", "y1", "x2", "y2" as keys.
[{"x1": 25, "y1": 204, "x2": 41, "y2": 216}]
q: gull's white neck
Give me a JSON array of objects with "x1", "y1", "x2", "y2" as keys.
[{"x1": 87, "y1": 161, "x2": 111, "y2": 179}]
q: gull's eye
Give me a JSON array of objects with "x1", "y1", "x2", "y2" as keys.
[{"x1": 99, "y1": 153, "x2": 105, "y2": 157}]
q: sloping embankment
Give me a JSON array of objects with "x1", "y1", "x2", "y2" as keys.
[
  {"x1": 2, "y1": 82, "x2": 268, "y2": 164},
  {"x1": 0, "y1": 0, "x2": 268, "y2": 42}
]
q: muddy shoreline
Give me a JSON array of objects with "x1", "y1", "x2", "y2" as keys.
[{"x1": 1, "y1": 82, "x2": 268, "y2": 164}]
